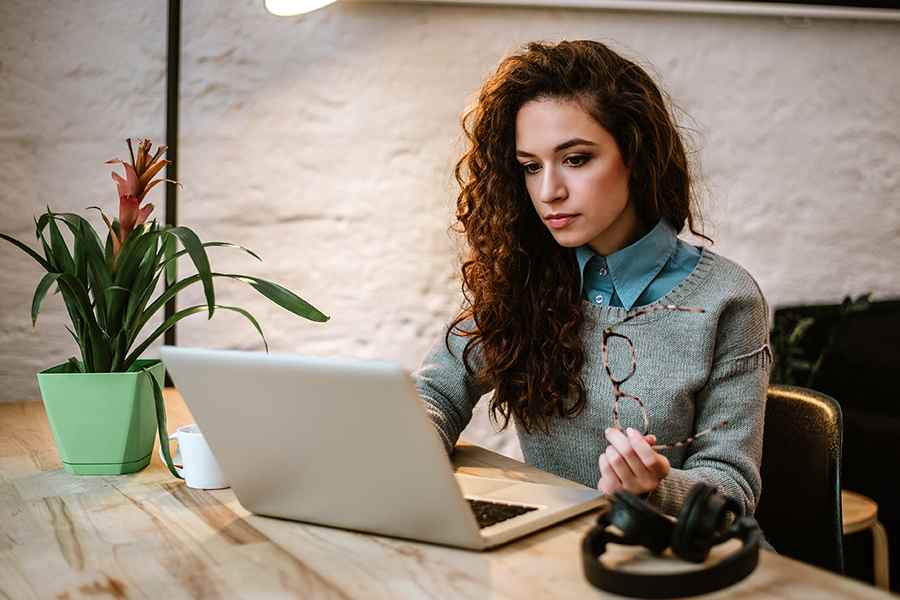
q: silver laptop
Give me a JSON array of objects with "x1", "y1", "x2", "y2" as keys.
[{"x1": 160, "y1": 345, "x2": 604, "y2": 550}]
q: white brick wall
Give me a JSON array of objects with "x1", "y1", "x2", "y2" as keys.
[{"x1": 2, "y1": 1, "x2": 898, "y2": 460}]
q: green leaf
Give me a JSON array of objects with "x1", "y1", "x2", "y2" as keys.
[
  {"x1": 111, "y1": 227, "x2": 162, "y2": 329},
  {"x1": 130, "y1": 272, "x2": 328, "y2": 343},
  {"x1": 788, "y1": 359, "x2": 813, "y2": 371},
  {"x1": 72, "y1": 224, "x2": 86, "y2": 282},
  {"x1": 35, "y1": 213, "x2": 50, "y2": 236},
  {"x1": 65, "y1": 357, "x2": 83, "y2": 373},
  {"x1": 143, "y1": 369, "x2": 182, "y2": 480},
  {"x1": 165, "y1": 227, "x2": 215, "y2": 319},
  {"x1": 56, "y1": 274, "x2": 95, "y2": 328},
  {"x1": 125, "y1": 240, "x2": 170, "y2": 343},
  {"x1": 844, "y1": 293, "x2": 872, "y2": 315},
  {"x1": 164, "y1": 235, "x2": 177, "y2": 286},
  {"x1": 104, "y1": 285, "x2": 131, "y2": 337},
  {"x1": 31, "y1": 272, "x2": 62, "y2": 326},
  {"x1": 114, "y1": 225, "x2": 158, "y2": 285},
  {"x1": 157, "y1": 241, "x2": 262, "y2": 275},
  {"x1": 110, "y1": 330, "x2": 128, "y2": 372},
  {"x1": 87, "y1": 264, "x2": 111, "y2": 332},
  {"x1": 124, "y1": 273, "x2": 163, "y2": 350},
  {"x1": 52, "y1": 212, "x2": 107, "y2": 287},
  {"x1": 74, "y1": 321, "x2": 90, "y2": 371},
  {"x1": 135, "y1": 233, "x2": 164, "y2": 291},
  {"x1": 85, "y1": 208, "x2": 125, "y2": 270},
  {"x1": 0, "y1": 233, "x2": 52, "y2": 271},
  {"x1": 46, "y1": 210, "x2": 76, "y2": 276},
  {"x1": 125, "y1": 304, "x2": 269, "y2": 368},
  {"x1": 88, "y1": 332, "x2": 112, "y2": 372},
  {"x1": 34, "y1": 214, "x2": 57, "y2": 271},
  {"x1": 121, "y1": 240, "x2": 160, "y2": 331},
  {"x1": 55, "y1": 273, "x2": 110, "y2": 371},
  {"x1": 56, "y1": 212, "x2": 105, "y2": 248},
  {"x1": 223, "y1": 273, "x2": 329, "y2": 322},
  {"x1": 787, "y1": 317, "x2": 815, "y2": 346},
  {"x1": 132, "y1": 273, "x2": 202, "y2": 337},
  {"x1": 64, "y1": 325, "x2": 81, "y2": 347},
  {"x1": 103, "y1": 285, "x2": 131, "y2": 299}
]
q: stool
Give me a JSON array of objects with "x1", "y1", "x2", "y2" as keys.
[{"x1": 842, "y1": 490, "x2": 890, "y2": 590}]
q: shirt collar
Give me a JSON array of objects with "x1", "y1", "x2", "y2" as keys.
[{"x1": 575, "y1": 219, "x2": 679, "y2": 310}]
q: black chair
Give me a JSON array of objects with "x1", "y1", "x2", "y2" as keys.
[
  {"x1": 755, "y1": 385, "x2": 844, "y2": 574},
  {"x1": 772, "y1": 298, "x2": 900, "y2": 589}
]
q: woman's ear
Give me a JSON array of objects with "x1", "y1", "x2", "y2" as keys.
[{"x1": 626, "y1": 157, "x2": 637, "y2": 178}]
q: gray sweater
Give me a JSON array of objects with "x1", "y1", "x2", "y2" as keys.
[{"x1": 413, "y1": 248, "x2": 771, "y2": 519}]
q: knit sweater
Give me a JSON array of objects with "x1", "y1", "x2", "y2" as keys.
[{"x1": 413, "y1": 248, "x2": 771, "y2": 519}]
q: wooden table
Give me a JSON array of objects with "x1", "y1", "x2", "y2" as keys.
[{"x1": 1, "y1": 391, "x2": 895, "y2": 599}]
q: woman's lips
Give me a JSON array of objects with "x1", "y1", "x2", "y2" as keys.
[{"x1": 545, "y1": 214, "x2": 578, "y2": 230}]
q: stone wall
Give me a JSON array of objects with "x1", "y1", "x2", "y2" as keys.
[{"x1": 2, "y1": 0, "x2": 898, "y2": 459}]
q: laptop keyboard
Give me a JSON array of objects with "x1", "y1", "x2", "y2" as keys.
[{"x1": 466, "y1": 499, "x2": 538, "y2": 529}]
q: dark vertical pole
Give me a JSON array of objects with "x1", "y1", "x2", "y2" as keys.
[{"x1": 164, "y1": 0, "x2": 180, "y2": 385}]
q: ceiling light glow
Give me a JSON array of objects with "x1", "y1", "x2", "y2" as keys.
[{"x1": 264, "y1": 0, "x2": 338, "y2": 16}]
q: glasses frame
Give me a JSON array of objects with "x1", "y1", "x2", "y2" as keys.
[{"x1": 600, "y1": 304, "x2": 728, "y2": 451}]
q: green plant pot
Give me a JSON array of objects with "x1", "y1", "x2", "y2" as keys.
[{"x1": 36, "y1": 359, "x2": 165, "y2": 475}]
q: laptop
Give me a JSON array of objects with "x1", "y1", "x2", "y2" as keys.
[{"x1": 160, "y1": 345, "x2": 605, "y2": 550}]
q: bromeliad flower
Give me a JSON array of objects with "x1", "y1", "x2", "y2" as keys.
[
  {"x1": 1, "y1": 134, "x2": 329, "y2": 375},
  {"x1": 100, "y1": 138, "x2": 178, "y2": 257},
  {"x1": 1, "y1": 135, "x2": 329, "y2": 481}
]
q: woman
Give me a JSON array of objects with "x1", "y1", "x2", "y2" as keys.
[{"x1": 414, "y1": 40, "x2": 771, "y2": 524}]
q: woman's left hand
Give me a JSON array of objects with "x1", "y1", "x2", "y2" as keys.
[{"x1": 598, "y1": 427, "x2": 670, "y2": 496}]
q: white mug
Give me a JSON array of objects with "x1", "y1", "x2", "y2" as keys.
[{"x1": 158, "y1": 424, "x2": 229, "y2": 490}]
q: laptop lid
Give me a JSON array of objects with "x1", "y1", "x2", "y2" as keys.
[{"x1": 160, "y1": 346, "x2": 485, "y2": 548}]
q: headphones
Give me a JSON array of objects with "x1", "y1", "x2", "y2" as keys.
[{"x1": 581, "y1": 483, "x2": 761, "y2": 598}]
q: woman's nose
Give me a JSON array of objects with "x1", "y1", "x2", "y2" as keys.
[{"x1": 539, "y1": 168, "x2": 567, "y2": 204}]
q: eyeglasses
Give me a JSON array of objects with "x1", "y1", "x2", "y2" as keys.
[{"x1": 600, "y1": 304, "x2": 728, "y2": 451}]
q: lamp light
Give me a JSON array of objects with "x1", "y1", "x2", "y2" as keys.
[{"x1": 264, "y1": 0, "x2": 339, "y2": 16}]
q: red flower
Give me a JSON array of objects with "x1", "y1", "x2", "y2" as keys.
[{"x1": 102, "y1": 138, "x2": 177, "y2": 257}]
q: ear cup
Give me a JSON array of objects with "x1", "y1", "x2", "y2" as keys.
[
  {"x1": 582, "y1": 504, "x2": 762, "y2": 598},
  {"x1": 708, "y1": 495, "x2": 746, "y2": 545},
  {"x1": 671, "y1": 483, "x2": 722, "y2": 563},
  {"x1": 608, "y1": 491, "x2": 674, "y2": 555}
]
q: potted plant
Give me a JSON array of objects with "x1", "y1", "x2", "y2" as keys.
[
  {"x1": 1, "y1": 138, "x2": 329, "y2": 476},
  {"x1": 769, "y1": 293, "x2": 871, "y2": 387}
]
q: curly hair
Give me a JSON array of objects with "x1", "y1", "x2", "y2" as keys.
[{"x1": 449, "y1": 40, "x2": 708, "y2": 435}]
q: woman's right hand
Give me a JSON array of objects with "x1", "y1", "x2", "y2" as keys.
[{"x1": 597, "y1": 427, "x2": 670, "y2": 497}]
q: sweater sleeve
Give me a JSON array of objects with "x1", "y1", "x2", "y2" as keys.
[
  {"x1": 648, "y1": 278, "x2": 771, "y2": 517},
  {"x1": 412, "y1": 319, "x2": 492, "y2": 455}
]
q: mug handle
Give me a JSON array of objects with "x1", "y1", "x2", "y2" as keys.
[{"x1": 158, "y1": 433, "x2": 184, "y2": 477}]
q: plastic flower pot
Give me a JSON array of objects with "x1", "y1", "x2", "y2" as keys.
[{"x1": 36, "y1": 359, "x2": 165, "y2": 475}]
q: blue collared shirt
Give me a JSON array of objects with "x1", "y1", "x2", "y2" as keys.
[{"x1": 575, "y1": 220, "x2": 701, "y2": 310}]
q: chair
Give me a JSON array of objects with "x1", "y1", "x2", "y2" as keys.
[
  {"x1": 842, "y1": 490, "x2": 890, "y2": 590},
  {"x1": 772, "y1": 298, "x2": 900, "y2": 590},
  {"x1": 755, "y1": 385, "x2": 844, "y2": 574}
]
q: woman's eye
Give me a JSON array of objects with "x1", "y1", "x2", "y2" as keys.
[
  {"x1": 521, "y1": 163, "x2": 541, "y2": 175},
  {"x1": 565, "y1": 155, "x2": 590, "y2": 167}
]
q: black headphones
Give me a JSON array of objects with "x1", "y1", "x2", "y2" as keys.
[{"x1": 581, "y1": 483, "x2": 761, "y2": 598}]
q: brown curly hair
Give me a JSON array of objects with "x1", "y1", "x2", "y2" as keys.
[{"x1": 449, "y1": 40, "x2": 709, "y2": 435}]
